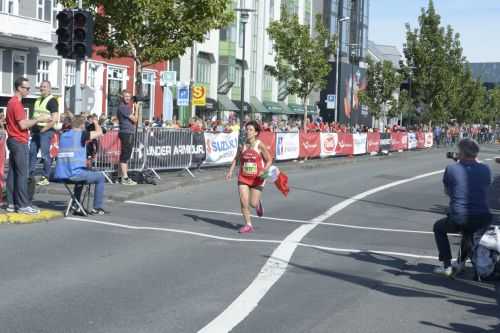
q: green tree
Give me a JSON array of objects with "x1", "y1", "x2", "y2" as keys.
[
  {"x1": 267, "y1": 8, "x2": 336, "y2": 130},
  {"x1": 401, "y1": 0, "x2": 465, "y2": 124},
  {"x1": 61, "y1": 0, "x2": 233, "y2": 123},
  {"x1": 358, "y1": 58, "x2": 402, "y2": 129},
  {"x1": 486, "y1": 87, "x2": 500, "y2": 124}
]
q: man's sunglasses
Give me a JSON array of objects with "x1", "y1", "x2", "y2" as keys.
[{"x1": 21, "y1": 86, "x2": 30, "y2": 91}]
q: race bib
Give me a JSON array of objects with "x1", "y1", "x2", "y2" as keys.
[{"x1": 242, "y1": 162, "x2": 258, "y2": 176}]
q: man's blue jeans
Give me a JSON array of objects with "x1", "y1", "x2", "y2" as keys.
[
  {"x1": 30, "y1": 129, "x2": 55, "y2": 178},
  {"x1": 70, "y1": 170, "x2": 105, "y2": 209},
  {"x1": 6, "y1": 138, "x2": 30, "y2": 208}
]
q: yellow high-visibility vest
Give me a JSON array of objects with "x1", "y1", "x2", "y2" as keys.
[{"x1": 33, "y1": 95, "x2": 55, "y2": 127}]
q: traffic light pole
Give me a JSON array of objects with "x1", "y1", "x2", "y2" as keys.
[{"x1": 74, "y1": 0, "x2": 83, "y2": 115}]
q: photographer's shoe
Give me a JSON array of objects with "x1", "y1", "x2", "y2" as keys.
[
  {"x1": 121, "y1": 177, "x2": 137, "y2": 186},
  {"x1": 433, "y1": 265, "x2": 453, "y2": 277},
  {"x1": 37, "y1": 176, "x2": 50, "y2": 186}
]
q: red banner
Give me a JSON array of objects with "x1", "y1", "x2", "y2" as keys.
[
  {"x1": 366, "y1": 132, "x2": 380, "y2": 153},
  {"x1": 416, "y1": 132, "x2": 425, "y2": 149},
  {"x1": 336, "y1": 133, "x2": 354, "y2": 156},
  {"x1": 98, "y1": 130, "x2": 122, "y2": 164},
  {"x1": 391, "y1": 132, "x2": 407, "y2": 151},
  {"x1": 299, "y1": 132, "x2": 321, "y2": 158},
  {"x1": 258, "y1": 131, "x2": 276, "y2": 160}
]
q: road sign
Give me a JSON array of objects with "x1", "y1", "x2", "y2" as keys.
[
  {"x1": 192, "y1": 85, "x2": 207, "y2": 106},
  {"x1": 160, "y1": 71, "x2": 177, "y2": 86},
  {"x1": 177, "y1": 85, "x2": 189, "y2": 106},
  {"x1": 326, "y1": 94, "x2": 336, "y2": 109}
]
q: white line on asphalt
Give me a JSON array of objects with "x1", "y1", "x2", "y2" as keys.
[
  {"x1": 66, "y1": 217, "x2": 282, "y2": 245},
  {"x1": 126, "y1": 200, "x2": 447, "y2": 236},
  {"x1": 485, "y1": 158, "x2": 493, "y2": 161},
  {"x1": 198, "y1": 169, "x2": 444, "y2": 333}
]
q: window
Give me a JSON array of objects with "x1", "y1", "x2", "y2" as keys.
[
  {"x1": 234, "y1": 65, "x2": 241, "y2": 87},
  {"x1": 37, "y1": 0, "x2": 52, "y2": 21},
  {"x1": 168, "y1": 58, "x2": 181, "y2": 81},
  {"x1": 37, "y1": 59, "x2": 50, "y2": 86},
  {"x1": 142, "y1": 71, "x2": 155, "y2": 121},
  {"x1": 4, "y1": 0, "x2": 18, "y2": 14},
  {"x1": 264, "y1": 69, "x2": 273, "y2": 90},
  {"x1": 12, "y1": 52, "x2": 26, "y2": 81},
  {"x1": 107, "y1": 66, "x2": 126, "y2": 116},
  {"x1": 64, "y1": 62, "x2": 76, "y2": 87},
  {"x1": 238, "y1": 22, "x2": 244, "y2": 48},
  {"x1": 52, "y1": 0, "x2": 61, "y2": 29},
  {"x1": 196, "y1": 56, "x2": 211, "y2": 84}
]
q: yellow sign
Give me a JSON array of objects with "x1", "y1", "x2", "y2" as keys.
[{"x1": 192, "y1": 85, "x2": 207, "y2": 106}]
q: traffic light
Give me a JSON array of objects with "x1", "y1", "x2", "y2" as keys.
[
  {"x1": 55, "y1": 9, "x2": 73, "y2": 58},
  {"x1": 72, "y1": 10, "x2": 94, "y2": 59}
]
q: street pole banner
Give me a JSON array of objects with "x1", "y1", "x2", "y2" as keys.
[
  {"x1": 390, "y1": 132, "x2": 407, "y2": 151},
  {"x1": 258, "y1": 132, "x2": 276, "y2": 160},
  {"x1": 353, "y1": 133, "x2": 367, "y2": 155},
  {"x1": 192, "y1": 85, "x2": 207, "y2": 106},
  {"x1": 366, "y1": 132, "x2": 380, "y2": 153},
  {"x1": 144, "y1": 128, "x2": 194, "y2": 170},
  {"x1": 320, "y1": 132, "x2": 338, "y2": 157},
  {"x1": 203, "y1": 131, "x2": 239, "y2": 165},
  {"x1": 416, "y1": 132, "x2": 426, "y2": 149},
  {"x1": 276, "y1": 132, "x2": 300, "y2": 160},
  {"x1": 407, "y1": 132, "x2": 417, "y2": 150},
  {"x1": 336, "y1": 133, "x2": 354, "y2": 156},
  {"x1": 299, "y1": 132, "x2": 321, "y2": 158},
  {"x1": 379, "y1": 133, "x2": 392, "y2": 153}
]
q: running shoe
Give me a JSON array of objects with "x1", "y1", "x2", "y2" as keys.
[
  {"x1": 239, "y1": 224, "x2": 254, "y2": 234},
  {"x1": 121, "y1": 177, "x2": 137, "y2": 186},
  {"x1": 37, "y1": 176, "x2": 50, "y2": 186},
  {"x1": 433, "y1": 265, "x2": 453, "y2": 277},
  {"x1": 90, "y1": 208, "x2": 109, "y2": 215},
  {"x1": 5, "y1": 204, "x2": 16, "y2": 213},
  {"x1": 18, "y1": 206, "x2": 40, "y2": 215},
  {"x1": 256, "y1": 200, "x2": 264, "y2": 217}
]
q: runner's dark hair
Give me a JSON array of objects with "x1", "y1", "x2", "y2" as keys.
[{"x1": 246, "y1": 120, "x2": 261, "y2": 134}]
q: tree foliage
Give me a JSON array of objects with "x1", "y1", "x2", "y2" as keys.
[
  {"x1": 358, "y1": 58, "x2": 402, "y2": 126},
  {"x1": 267, "y1": 7, "x2": 336, "y2": 128}
]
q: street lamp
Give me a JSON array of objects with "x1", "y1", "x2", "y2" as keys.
[
  {"x1": 334, "y1": 16, "x2": 350, "y2": 123},
  {"x1": 349, "y1": 46, "x2": 359, "y2": 129},
  {"x1": 235, "y1": 5, "x2": 255, "y2": 146}
]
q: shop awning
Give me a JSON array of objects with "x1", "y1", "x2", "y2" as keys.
[
  {"x1": 263, "y1": 101, "x2": 289, "y2": 114},
  {"x1": 217, "y1": 94, "x2": 239, "y2": 111},
  {"x1": 250, "y1": 96, "x2": 269, "y2": 114},
  {"x1": 232, "y1": 100, "x2": 252, "y2": 113},
  {"x1": 287, "y1": 103, "x2": 318, "y2": 115}
]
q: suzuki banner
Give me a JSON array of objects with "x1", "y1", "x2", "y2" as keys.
[
  {"x1": 424, "y1": 132, "x2": 433, "y2": 148},
  {"x1": 391, "y1": 132, "x2": 408, "y2": 151},
  {"x1": 336, "y1": 133, "x2": 354, "y2": 156},
  {"x1": 367, "y1": 132, "x2": 380, "y2": 153},
  {"x1": 407, "y1": 132, "x2": 417, "y2": 150},
  {"x1": 416, "y1": 132, "x2": 426, "y2": 149},
  {"x1": 276, "y1": 132, "x2": 300, "y2": 160},
  {"x1": 299, "y1": 132, "x2": 321, "y2": 158},
  {"x1": 320, "y1": 132, "x2": 338, "y2": 157},
  {"x1": 258, "y1": 131, "x2": 276, "y2": 160},
  {"x1": 204, "y1": 131, "x2": 239, "y2": 165},
  {"x1": 353, "y1": 133, "x2": 367, "y2": 155}
]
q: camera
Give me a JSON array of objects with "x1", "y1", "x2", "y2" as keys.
[{"x1": 446, "y1": 151, "x2": 459, "y2": 161}]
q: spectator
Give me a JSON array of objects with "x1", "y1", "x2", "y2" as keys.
[
  {"x1": 5, "y1": 77, "x2": 50, "y2": 214},
  {"x1": 29, "y1": 80, "x2": 59, "y2": 186},
  {"x1": 116, "y1": 90, "x2": 138, "y2": 186}
]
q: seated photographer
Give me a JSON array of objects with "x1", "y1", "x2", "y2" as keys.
[
  {"x1": 54, "y1": 115, "x2": 108, "y2": 215},
  {"x1": 433, "y1": 138, "x2": 492, "y2": 276}
]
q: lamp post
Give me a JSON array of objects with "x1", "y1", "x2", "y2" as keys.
[
  {"x1": 334, "y1": 16, "x2": 350, "y2": 123},
  {"x1": 235, "y1": 6, "x2": 255, "y2": 146}
]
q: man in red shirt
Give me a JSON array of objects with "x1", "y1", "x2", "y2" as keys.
[{"x1": 5, "y1": 77, "x2": 50, "y2": 214}]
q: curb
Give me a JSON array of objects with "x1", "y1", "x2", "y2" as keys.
[{"x1": 0, "y1": 210, "x2": 63, "y2": 224}]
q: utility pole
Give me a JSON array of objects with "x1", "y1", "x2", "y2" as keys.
[{"x1": 74, "y1": 0, "x2": 83, "y2": 115}]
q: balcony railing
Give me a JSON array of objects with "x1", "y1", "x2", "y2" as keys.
[{"x1": 0, "y1": 12, "x2": 52, "y2": 43}]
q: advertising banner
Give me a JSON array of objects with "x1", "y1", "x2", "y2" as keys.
[
  {"x1": 391, "y1": 132, "x2": 408, "y2": 151},
  {"x1": 336, "y1": 133, "x2": 354, "y2": 156},
  {"x1": 407, "y1": 132, "x2": 417, "y2": 150},
  {"x1": 192, "y1": 85, "x2": 207, "y2": 106},
  {"x1": 380, "y1": 133, "x2": 392, "y2": 153},
  {"x1": 144, "y1": 129, "x2": 194, "y2": 170},
  {"x1": 424, "y1": 132, "x2": 433, "y2": 148},
  {"x1": 353, "y1": 133, "x2": 367, "y2": 155},
  {"x1": 191, "y1": 132, "x2": 207, "y2": 167},
  {"x1": 320, "y1": 132, "x2": 338, "y2": 157},
  {"x1": 258, "y1": 131, "x2": 276, "y2": 160},
  {"x1": 276, "y1": 132, "x2": 300, "y2": 160},
  {"x1": 204, "y1": 132, "x2": 239, "y2": 165},
  {"x1": 97, "y1": 130, "x2": 122, "y2": 167},
  {"x1": 416, "y1": 132, "x2": 426, "y2": 149},
  {"x1": 299, "y1": 132, "x2": 321, "y2": 158},
  {"x1": 367, "y1": 132, "x2": 380, "y2": 153}
]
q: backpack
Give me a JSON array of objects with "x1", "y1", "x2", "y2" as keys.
[
  {"x1": 471, "y1": 230, "x2": 499, "y2": 280},
  {"x1": 129, "y1": 169, "x2": 159, "y2": 185}
]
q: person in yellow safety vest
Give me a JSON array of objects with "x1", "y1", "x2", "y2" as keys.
[{"x1": 29, "y1": 80, "x2": 59, "y2": 186}]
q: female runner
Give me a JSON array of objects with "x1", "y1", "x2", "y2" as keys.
[{"x1": 226, "y1": 120, "x2": 272, "y2": 233}]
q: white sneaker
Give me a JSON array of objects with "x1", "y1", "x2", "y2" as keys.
[
  {"x1": 452, "y1": 261, "x2": 466, "y2": 275},
  {"x1": 5, "y1": 204, "x2": 16, "y2": 213},
  {"x1": 18, "y1": 206, "x2": 40, "y2": 215},
  {"x1": 433, "y1": 265, "x2": 453, "y2": 277}
]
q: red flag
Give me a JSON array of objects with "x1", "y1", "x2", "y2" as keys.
[{"x1": 274, "y1": 171, "x2": 289, "y2": 197}]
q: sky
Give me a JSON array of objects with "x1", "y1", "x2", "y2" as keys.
[{"x1": 369, "y1": 0, "x2": 500, "y2": 63}]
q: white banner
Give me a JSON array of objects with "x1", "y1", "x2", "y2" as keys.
[
  {"x1": 407, "y1": 132, "x2": 417, "y2": 150},
  {"x1": 424, "y1": 132, "x2": 433, "y2": 148},
  {"x1": 276, "y1": 132, "x2": 300, "y2": 160},
  {"x1": 204, "y1": 132, "x2": 239, "y2": 165},
  {"x1": 353, "y1": 133, "x2": 367, "y2": 155},
  {"x1": 320, "y1": 132, "x2": 338, "y2": 157}
]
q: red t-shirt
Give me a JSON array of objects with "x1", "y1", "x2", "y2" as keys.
[{"x1": 6, "y1": 96, "x2": 29, "y2": 144}]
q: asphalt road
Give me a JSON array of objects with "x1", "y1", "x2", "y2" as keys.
[{"x1": 1, "y1": 147, "x2": 500, "y2": 333}]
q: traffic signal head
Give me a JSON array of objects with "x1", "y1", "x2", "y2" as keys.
[
  {"x1": 72, "y1": 10, "x2": 94, "y2": 59},
  {"x1": 55, "y1": 9, "x2": 73, "y2": 58}
]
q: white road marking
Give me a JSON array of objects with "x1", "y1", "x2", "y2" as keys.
[
  {"x1": 485, "y1": 158, "x2": 493, "y2": 161},
  {"x1": 126, "y1": 200, "x2": 450, "y2": 236},
  {"x1": 198, "y1": 169, "x2": 444, "y2": 333}
]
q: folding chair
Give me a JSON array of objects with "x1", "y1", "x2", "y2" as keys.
[{"x1": 51, "y1": 178, "x2": 92, "y2": 217}]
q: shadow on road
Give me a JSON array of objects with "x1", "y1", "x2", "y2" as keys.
[{"x1": 184, "y1": 214, "x2": 241, "y2": 230}]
